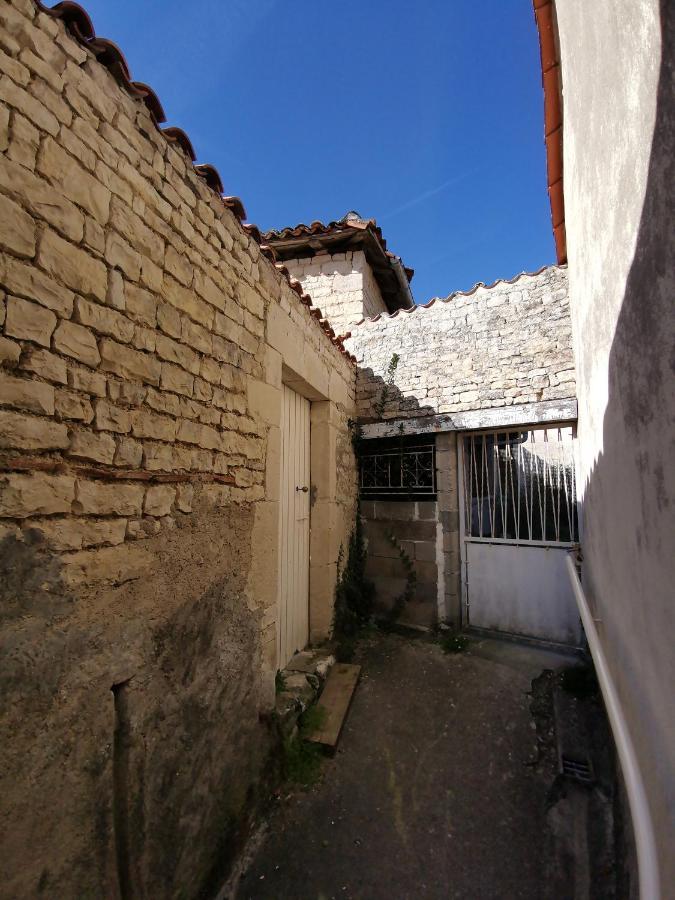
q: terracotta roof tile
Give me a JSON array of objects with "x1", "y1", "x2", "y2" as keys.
[
  {"x1": 262, "y1": 211, "x2": 415, "y2": 314},
  {"x1": 533, "y1": 0, "x2": 566, "y2": 263},
  {"x1": 32, "y1": 0, "x2": 353, "y2": 363},
  {"x1": 194, "y1": 164, "x2": 223, "y2": 195},
  {"x1": 262, "y1": 214, "x2": 415, "y2": 282},
  {"x1": 162, "y1": 127, "x2": 196, "y2": 161}
]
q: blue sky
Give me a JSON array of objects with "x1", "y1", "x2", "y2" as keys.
[{"x1": 82, "y1": 0, "x2": 553, "y2": 303}]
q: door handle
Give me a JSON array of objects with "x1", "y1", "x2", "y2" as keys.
[{"x1": 296, "y1": 485, "x2": 309, "y2": 493}]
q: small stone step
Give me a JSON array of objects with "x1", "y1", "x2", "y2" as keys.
[
  {"x1": 275, "y1": 649, "x2": 337, "y2": 737},
  {"x1": 305, "y1": 663, "x2": 361, "y2": 751},
  {"x1": 284, "y1": 649, "x2": 335, "y2": 680}
]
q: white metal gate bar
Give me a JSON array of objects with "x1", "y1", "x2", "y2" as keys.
[{"x1": 462, "y1": 425, "x2": 577, "y2": 545}]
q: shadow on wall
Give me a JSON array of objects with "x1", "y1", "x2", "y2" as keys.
[
  {"x1": 356, "y1": 364, "x2": 438, "y2": 423},
  {"x1": 572, "y1": 5, "x2": 674, "y2": 895},
  {"x1": 0, "y1": 502, "x2": 276, "y2": 899},
  {"x1": 354, "y1": 365, "x2": 453, "y2": 629}
]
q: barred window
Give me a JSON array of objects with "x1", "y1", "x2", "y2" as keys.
[
  {"x1": 359, "y1": 437, "x2": 436, "y2": 499},
  {"x1": 462, "y1": 427, "x2": 578, "y2": 544}
]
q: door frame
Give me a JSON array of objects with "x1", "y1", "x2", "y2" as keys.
[{"x1": 278, "y1": 384, "x2": 311, "y2": 669}]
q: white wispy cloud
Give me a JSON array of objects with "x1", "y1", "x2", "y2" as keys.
[{"x1": 379, "y1": 167, "x2": 481, "y2": 221}]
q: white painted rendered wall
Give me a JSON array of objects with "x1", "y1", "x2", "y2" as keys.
[
  {"x1": 282, "y1": 250, "x2": 388, "y2": 333},
  {"x1": 556, "y1": 0, "x2": 674, "y2": 886}
]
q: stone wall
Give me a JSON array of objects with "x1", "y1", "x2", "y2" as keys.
[
  {"x1": 283, "y1": 248, "x2": 388, "y2": 333},
  {"x1": 361, "y1": 253, "x2": 388, "y2": 321},
  {"x1": 351, "y1": 266, "x2": 574, "y2": 632},
  {"x1": 347, "y1": 265, "x2": 574, "y2": 422},
  {"x1": 0, "y1": 2, "x2": 356, "y2": 896}
]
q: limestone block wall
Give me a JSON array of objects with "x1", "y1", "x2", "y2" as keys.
[
  {"x1": 283, "y1": 248, "x2": 388, "y2": 333},
  {"x1": 347, "y1": 265, "x2": 574, "y2": 421},
  {"x1": 0, "y1": 2, "x2": 356, "y2": 897},
  {"x1": 361, "y1": 253, "x2": 388, "y2": 321}
]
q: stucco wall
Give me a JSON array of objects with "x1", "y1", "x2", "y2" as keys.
[
  {"x1": 347, "y1": 265, "x2": 574, "y2": 422},
  {"x1": 0, "y1": 2, "x2": 357, "y2": 896},
  {"x1": 283, "y1": 249, "x2": 388, "y2": 333},
  {"x1": 556, "y1": 0, "x2": 674, "y2": 887}
]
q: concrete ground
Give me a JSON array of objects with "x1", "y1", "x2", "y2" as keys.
[{"x1": 233, "y1": 632, "x2": 574, "y2": 900}]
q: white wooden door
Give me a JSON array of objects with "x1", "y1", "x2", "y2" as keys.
[{"x1": 278, "y1": 385, "x2": 311, "y2": 668}]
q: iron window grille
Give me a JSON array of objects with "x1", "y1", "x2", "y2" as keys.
[
  {"x1": 359, "y1": 438, "x2": 436, "y2": 499},
  {"x1": 462, "y1": 426, "x2": 578, "y2": 544}
]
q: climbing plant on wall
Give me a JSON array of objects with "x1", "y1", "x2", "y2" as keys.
[
  {"x1": 383, "y1": 530, "x2": 417, "y2": 624},
  {"x1": 333, "y1": 514, "x2": 375, "y2": 660},
  {"x1": 373, "y1": 352, "x2": 400, "y2": 419},
  {"x1": 335, "y1": 353, "x2": 419, "y2": 653}
]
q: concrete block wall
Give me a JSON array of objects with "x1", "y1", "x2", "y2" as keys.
[
  {"x1": 347, "y1": 265, "x2": 575, "y2": 421},
  {"x1": 0, "y1": 3, "x2": 357, "y2": 896},
  {"x1": 361, "y1": 498, "x2": 439, "y2": 627},
  {"x1": 360, "y1": 433, "x2": 461, "y2": 629},
  {"x1": 283, "y1": 248, "x2": 388, "y2": 333}
]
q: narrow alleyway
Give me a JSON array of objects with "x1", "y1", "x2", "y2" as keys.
[{"x1": 232, "y1": 633, "x2": 573, "y2": 900}]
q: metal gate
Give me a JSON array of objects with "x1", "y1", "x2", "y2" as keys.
[
  {"x1": 459, "y1": 425, "x2": 581, "y2": 646},
  {"x1": 278, "y1": 385, "x2": 311, "y2": 667}
]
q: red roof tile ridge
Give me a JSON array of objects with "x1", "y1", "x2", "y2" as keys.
[
  {"x1": 533, "y1": 0, "x2": 566, "y2": 264},
  {"x1": 32, "y1": 1, "x2": 354, "y2": 364},
  {"x1": 261, "y1": 216, "x2": 414, "y2": 293},
  {"x1": 33, "y1": 1, "x2": 238, "y2": 208},
  {"x1": 351, "y1": 265, "x2": 565, "y2": 325},
  {"x1": 263, "y1": 218, "x2": 380, "y2": 243}
]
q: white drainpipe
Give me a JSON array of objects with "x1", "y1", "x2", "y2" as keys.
[{"x1": 565, "y1": 554, "x2": 660, "y2": 900}]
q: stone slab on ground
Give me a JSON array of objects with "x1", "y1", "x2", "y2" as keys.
[{"x1": 235, "y1": 632, "x2": 573, "y2": 900}]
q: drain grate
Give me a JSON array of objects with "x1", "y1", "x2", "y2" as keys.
[{"x1": 560, "y1": 754, "x2": 594, "y2": 784}]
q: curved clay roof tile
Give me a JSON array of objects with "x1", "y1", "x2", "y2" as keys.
[
  {"x1": 162, "y1": 127, "x2": 197, "y2": 161},
  {"x1": 88, "y1": 36, "x2": 132, "y2": 81},
  {"x1": 37, "y1": 1, "x2": 95, "y2": 40},
  {"x1": 243, "y1": 223, "x2": 263, "y2": 244},
  {"x1": 223, "y1": 196, "x2": 246, "y2": 221},
  {"x1": 194, "y1": 164, "x2": 224, "y2": 195},
  {"x1": 131, "y1": 82, "x2": 166, "y2": 123}
]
